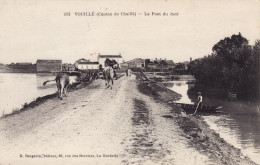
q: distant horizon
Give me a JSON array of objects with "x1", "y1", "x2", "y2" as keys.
[{"x1": 0, "y1": 55, "x2": 192, "y2": 65}]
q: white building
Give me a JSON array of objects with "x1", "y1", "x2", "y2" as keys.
[
  {"x1": 97, "y1": 54, "x2": 123, "y2": 67},
  {"x1": 74, "y1": 58, "x2": 99, "y2": 70}
]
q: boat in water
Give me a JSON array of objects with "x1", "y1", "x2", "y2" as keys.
[{"x1": 175, "y1": 103, "x2": 223, "y2": 113}]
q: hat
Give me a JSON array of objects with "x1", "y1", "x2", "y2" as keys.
[{"x1": 197, "y1": 92, "x2": 201, "y2": 95}]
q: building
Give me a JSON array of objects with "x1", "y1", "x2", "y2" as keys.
[
  {"x1": 74, "y1": 58, "x2": 99, "y2": 70},
  {"x1": 120, "y1": 58, "x2": 145, "y2": 70},
  {"x1": 74, "y1": 58, "x2": 89, "y2": 68},
  {"x1": 6, "y1": 62, "x2": 36, "y2": 73},
  {"x1": 36, "y1": 59, "x2": 62, "y2": 72},
  {"x1": 146, "y1": 63, "x2": 158, "y2": 69},
  {"x1": 76, "y1": 62, "x2": 99, "y2": 70},
  {"x1": 145, "y1": 58, "x2": 175, "y2": 72},
  {"x1": 62, "y1": 63, "x2": 75, "y2": 71},
  {"x1": 97, "y1": 54, "x2": 123, "y2": 67},
  {"x1": 165, "y1": 60, "x2": 175, "y2": 67}
]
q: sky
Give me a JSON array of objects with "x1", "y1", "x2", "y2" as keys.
[{"x1": 0, "y1": 0, "x2": 259, "y2": 64}]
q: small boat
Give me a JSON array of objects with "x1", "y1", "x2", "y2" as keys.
[{"x1": 175, "y1": 103, "x2": 223, "y2": 113}]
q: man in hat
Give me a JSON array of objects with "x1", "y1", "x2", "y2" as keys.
[{"x1": 194, "y1": 92, "x2": 203, "y2": 115}]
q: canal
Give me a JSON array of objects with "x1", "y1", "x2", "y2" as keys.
[
  {"x1": 0, "y1": 73, "x2": 81, "y2": 117},
  {"x1": 0, "y1": 73, "x2": 57, "y2": 116},
  {"x1": 163, "y1": 75, "x2": 260, "y2": 164}
]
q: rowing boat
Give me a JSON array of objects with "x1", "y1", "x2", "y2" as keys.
[{"x1": 175, "y1": 103, "x2": 223, "y2": 113}]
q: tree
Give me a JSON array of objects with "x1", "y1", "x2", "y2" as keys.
[
  {"x1": 175, "y1": 63, "x2": 185, "y2": 70},
  {"x1": 212, "y1": 33, "x2": 248, "y2": 66},
  {"x1": 159, "y1": 60, "x2": 168, "y2": 66},
  {"x1": 212, "y1": 33, "x2": 252, "y2": 89},
  {"x1": 246, "y1": 40, "x2": 260, "y2": 98},
  {"x1": 188, "y1": 34, "x2": 259, "y2": 99}
]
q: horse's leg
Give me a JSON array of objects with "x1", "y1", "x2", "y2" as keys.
[
  {"x1": 57, "y1": 84, "x2": 61, "y2": 98},
  {"x1": 104, "y1": 73, "x2": 107, "y2": 87},
  {"x1": 60, "y1": 84, "x2": 64, "y2": 100},
  {"x1": 64, "y1": 85, "x2": 68, "y2": 97},
  {"x1": 104, "y1": 76, "x2": 107, "y2": 88},
  {"x1": 111, "y1": 69, "x2": 114, "y2": 85},
  {"x1": 107, "y1": 79, "x2": 110, "y2": 88},
  {"x1": 58, "y1": 89, "x2": 60, "y2": 98}
]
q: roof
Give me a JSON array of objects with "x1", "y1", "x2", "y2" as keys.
[
  {"x1": 37, "y1": 59, "x2": 61, "y2": 61},
  {"x1": 99, "y1": 55, "x2": 122, "y2": 58},
  {"x1": 183, "y1": 61, "x2": 190, "y2": 65},
  {"x1": 78, "y1": 61, "x2": 99, "y2": 64},
  {"x1": 75, "y1": 58, "x2": 90, "y2": 63},
  {"x1": 147, "y1": 63, "x2": 157, "y2": 66},
  {"x1": 16, "y1": 62, "x2": 33, "y2": 65},
  {"x1": 122, "y1": 58, "x2": 145, "y2": 64},
  {"x1": 165, "y1": 60, "x2": 175, "y2": 65}
]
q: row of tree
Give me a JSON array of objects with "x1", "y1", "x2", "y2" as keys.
[{"x1": 188, "y1": 33, "x2": 260, "y2": 99}]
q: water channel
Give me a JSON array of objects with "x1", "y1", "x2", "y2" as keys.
[
  {"x1": 0, "y1": 73, "x2": 57, "y2": 116},
  {"x1": 163, "y1": 75, "x2": 260, "y2": 164}
]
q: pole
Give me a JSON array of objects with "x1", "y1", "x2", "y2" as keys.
[{"x1": 193, "y1": 102, "x2": 200, "y2": 115}]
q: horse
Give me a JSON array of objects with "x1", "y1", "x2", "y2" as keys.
[
  {"x1": 43, "y1": 71, "x2": 97, "y2": 99},
  {"x1": 43, "y1": 72, "x2": 70, "y2": 100},
  {"x1": 102, "y1": 58, "x2": 118, "y2": 89}
]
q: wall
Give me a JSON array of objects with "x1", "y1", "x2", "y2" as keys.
[{"x1": 78, "y1": 64, "x2": 99, "y2": 70}]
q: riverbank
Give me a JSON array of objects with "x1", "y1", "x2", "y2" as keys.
[
  {"x1": 137, "y1": 80, "x2": 257, "y2": 165},
  {"x1": 0, "y1": 76, "x2": 95, "y2": 118},
  {"x1": 0, "y1": 74, "x2": 257, "y2": 165}
]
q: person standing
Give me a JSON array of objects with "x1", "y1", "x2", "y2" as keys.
[{"x1": 194, "y1": 92, "x2": 202, "y2": 115}]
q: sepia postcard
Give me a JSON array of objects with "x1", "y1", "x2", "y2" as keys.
[{"x1": 0, "y1": 0, "x2": 259, "y2": 164}]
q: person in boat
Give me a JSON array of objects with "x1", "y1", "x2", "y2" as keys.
[{"x1": 194, "y1": 92, "x2": 203, "y2": 114}]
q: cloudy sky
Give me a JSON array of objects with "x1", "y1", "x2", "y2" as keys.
[{"x1": 0, "y1": 0, "x2": 259, "y2": 64}]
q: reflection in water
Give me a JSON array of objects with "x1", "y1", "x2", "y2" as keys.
[
  {"x1": 163, "y1": 79, "x2": 260, "y2": 164},
  {"x1": 165, "y1": 81, "x2": 194, "y2": 104},
  {"x1": 203, "y1": 114, "x2": 260, "y2": 164},
  {"x1": 0, "y1": 73, "x2": 57, "y2": 116}
]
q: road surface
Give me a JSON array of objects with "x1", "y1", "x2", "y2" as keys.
[{"x1": 0, "y1": 75, "x2": 253, "y2": 165}]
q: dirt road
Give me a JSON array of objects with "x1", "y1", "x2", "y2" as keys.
[{"x1": 0, "y1": 75, "x2": 256, "y2": 165}]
